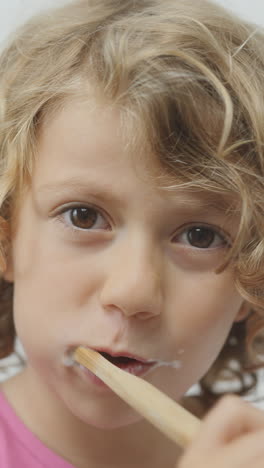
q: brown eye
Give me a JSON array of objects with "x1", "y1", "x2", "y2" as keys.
[
  {"x1": 57, "y1": 205, "x2": 110, "y2": 233},
  {"x1": 187, "y1": 227, "x2": 215, "y2": 248},
  {"x1": 174, "y1": 225, "x2": 227, "y2": 249},
  {"x1": 68, "y1": 206, "x2": 106, "y2": 230},
  {"x1": 70, "y1": 207, "x2": 98, "y2": 229}
]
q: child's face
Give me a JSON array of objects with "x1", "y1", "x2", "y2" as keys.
[{"x1": 7, "y1": 99, "x2": 245, "y2": 428}]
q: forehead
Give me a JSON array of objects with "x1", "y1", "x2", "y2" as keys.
[
  {"x1": 35, "y1": 97, "x2": 236, "y2": 215},
  {"x1": 38, "y1": 97, "x2": 145, "y2": 168},
  {"x1": 36, "y1": 96, "x2": 168, "y2": 199}
]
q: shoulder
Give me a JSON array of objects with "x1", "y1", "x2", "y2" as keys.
[
  {"x1": 0, "y1": 385, "x2": 41, "y2": 467},
  {"x1": 0, "y1": 396, "x2": 19, "y2": 465}
]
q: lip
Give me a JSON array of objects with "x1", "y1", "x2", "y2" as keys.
[
  {"x1": 77, "y1": 360, "x2": 156, "y2": 389},
  {"x1": 70, "y1": 345, "x2": 157, "y2": 390}
]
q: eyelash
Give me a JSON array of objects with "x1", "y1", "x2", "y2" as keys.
[
  {"x1": 55, "y1": 204, "x2": 110, "y2": 232},
  {"x1": 54, "y1": 204, "x2": 230, "y2": 249},
  {"x1": 173, "y1": 223, "x2": 230, "y2": 250}
]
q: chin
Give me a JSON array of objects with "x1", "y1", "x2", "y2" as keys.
[
  {"x1": 79, "y1": 408, "x2": 142, "y2": 430},
  {"x1": 63, "y1": 392, "x2": 143, "y2": 430}
]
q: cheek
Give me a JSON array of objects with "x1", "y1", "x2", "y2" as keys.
[
  {"x1": 178, "y1": 276, "x2": 242, "y2": 360},
  {"x1": 167, "y1": 269, "x2": 242, "y2": 337},
  {"x1": 150, "y1": 310, "x2": 240, "y2": 401},
  {"x1": 156, "y1": 273, "x2": 243, "y2": 395},
  {"x1": 11, "y1": 208, "x2": 94, "y2": 310},
  {"x1": 11, "y1": 227, "x2": 114, "y2": 362}
]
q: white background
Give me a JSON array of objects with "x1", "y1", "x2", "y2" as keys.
[{"x1": 0, "y1": 0, "x2": 263, "y2": 406}]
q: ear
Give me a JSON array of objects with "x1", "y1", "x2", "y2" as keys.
[
  {"x1": 235, "y1": 301, "x2": 251, "y2": 322},
  {"x1": 0, "y1": 217, "x2": 14, "y2": 283}
]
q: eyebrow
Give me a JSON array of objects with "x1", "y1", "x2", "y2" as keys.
[
  {"x1": 36, "y1": 178, "x2": 126, "y2": 206},
  {"x1": 36, "y1": 178, "x2": 237, "y2": 215}
]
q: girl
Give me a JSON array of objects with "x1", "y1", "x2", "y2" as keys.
[{"x1": 0, "y1": 0, "x2": 264, "y2": 466}]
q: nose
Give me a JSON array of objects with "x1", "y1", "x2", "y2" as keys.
[{"x1": 99, "y1": 236, "x2": 164, "y2": 320}]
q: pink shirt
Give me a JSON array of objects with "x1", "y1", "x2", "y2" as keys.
[{"x1": 0, "y1": 390, "x2": 76, "y2": 467}]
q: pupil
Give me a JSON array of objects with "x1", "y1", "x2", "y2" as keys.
[
  {"x1": 70, "y1": 208, "x2": 97, "y2": 229},
  {"x1": 188, "y1": 227, "x2": 214, "y2": 248}
]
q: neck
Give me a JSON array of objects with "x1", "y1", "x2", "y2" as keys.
[{"x1": 2, "y1": 367, "x2": 181, "y2": 468}]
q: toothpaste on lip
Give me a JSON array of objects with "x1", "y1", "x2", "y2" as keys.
[
  {"x1": 62, "y1": 349, "x2": 182, "y2": 369},
  {"x1": 62, "y1": 353, "x2": 75, "y2": 367},
  {"x1": 152, "y1": 359, "x2": 182, "y2": 369}
]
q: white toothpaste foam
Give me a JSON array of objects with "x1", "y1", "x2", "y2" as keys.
[
  {"x1": 62, "y1": 353, "x2": 75, "y2": 367},
  {"x1": 62, "y1": 349, "x2": 183, "y2": 370},
  {"x1": 149, "y1": 359, "x2": 182, "y2": 369}
]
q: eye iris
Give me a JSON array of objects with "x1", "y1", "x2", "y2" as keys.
[
  {"x1": 70, "y1": 208, "x2": 97, "y2": 229},
  {"x1": 188, "y1": 227, "x2": 214, "y2": 248}
]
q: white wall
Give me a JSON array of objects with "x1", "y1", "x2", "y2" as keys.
[
  {"x1": 0, "y1": 0, "x2": 69, "y2": 43},
  {"x1": 216, "y1": 0, "x2": 264, "y2": 23}
]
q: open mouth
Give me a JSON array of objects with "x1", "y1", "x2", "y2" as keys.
[
  {"x1": 92, "y1": 350, "x2": 157, "y2": 378},
  {"x1": 68, "y1": 347, "x2": 157, "y2": 387},
  {"x1": 99, "y1": 351, "x2": 145, "y2": 368}
]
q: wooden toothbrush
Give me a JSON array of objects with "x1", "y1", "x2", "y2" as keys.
[{"x1": 73, "y1": 346, "x2": 200, "y2": 448}]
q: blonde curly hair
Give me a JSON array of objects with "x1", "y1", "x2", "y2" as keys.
[{"x1": 0, "y1": 0, "x2": 264, "y2": 406}]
